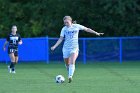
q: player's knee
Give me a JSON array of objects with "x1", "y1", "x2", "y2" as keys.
[
  {"x1": 11, "y1": 59, "x2": 16, "y2": 62},
  {"x1": 69, "y1": 61, "x2": 75, "y2": 65},
  {"x1": 11, "y1": 57, "x2": 16, "y2": 62},
  {"x1": 69, "y1": 58, "x2": 76, "y2": 64}
]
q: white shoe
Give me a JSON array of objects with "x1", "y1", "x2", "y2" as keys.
[
  {"x1": 8, "y1": 66, "x2": 12, "y2": 73},
  {"x1": 11, "y1": 71, "x2": 16, "y2": 74}
]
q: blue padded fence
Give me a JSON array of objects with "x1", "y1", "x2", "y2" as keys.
[{"x1": 0, "y1": 37, "x2": 140, "y2": 64}]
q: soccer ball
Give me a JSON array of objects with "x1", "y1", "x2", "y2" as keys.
[{"x1": 55, "y1": 75, "x2": 65, "y2": 83}]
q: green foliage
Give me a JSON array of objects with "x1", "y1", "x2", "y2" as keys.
[{"x1": 0, "y1": 0, "x2": 139, "y2": 38}]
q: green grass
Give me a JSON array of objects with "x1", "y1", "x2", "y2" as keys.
[{"x1": 0, "y1": 62, "x2": 140, "y2": 93}]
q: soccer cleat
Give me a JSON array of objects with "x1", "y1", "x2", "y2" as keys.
[
  {"x1": 68, "y1": 77, "x2": 73, "y2": 83},
  {"x1": 8, "y1": 66, "x2": 12, "y2": 73},
  {"x1": 11, "y1": 71, "x2": 16, "y2": 74}
]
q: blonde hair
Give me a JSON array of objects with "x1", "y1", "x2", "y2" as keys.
[
  {"x1": 63, "y1": 16, "x2": 77, "y2": 24},
  {"x1": 63, "y1": 16, "x2": 72, "y2": 21}
]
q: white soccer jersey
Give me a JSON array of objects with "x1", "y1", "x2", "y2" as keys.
[{"x1": 60, "y1": 24, "x2": 88, "y2": 50}]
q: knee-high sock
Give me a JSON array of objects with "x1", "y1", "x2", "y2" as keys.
[
  {"x1": 10, "y1": 62, "x2": 15, "y2": 71},
  {"x1": 65, "y1": 64, "x2": 69, "y2": 71},
  {"x1": 68, "y1": 64, "x2": 75, "y2": 78},
  {"x1": 10, "y1": 62, "x2": 14, "y2": 68}
]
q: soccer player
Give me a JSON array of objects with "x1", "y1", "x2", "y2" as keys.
[
  {"x1": 3, "y1": 25, "x2": 22, "y2": 73},
  {"x1": 51, "y1": 16, "x2": 104, "y2": 83}
]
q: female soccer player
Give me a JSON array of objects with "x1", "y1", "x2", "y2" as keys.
[
  {"x1": 51, "y1": 16, "x2": 104, "y2": 83},
  {"x1": 3, "y1": 25, "x2": 22, "y2": 73}
]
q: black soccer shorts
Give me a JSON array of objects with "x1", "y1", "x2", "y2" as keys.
[{"x1": 8, "y1": 47, "x2": 18, "y2": 56}]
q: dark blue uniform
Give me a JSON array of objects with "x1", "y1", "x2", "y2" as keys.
[{"x1": 7, "y1": 33, "x2": 21, "y2": 56}]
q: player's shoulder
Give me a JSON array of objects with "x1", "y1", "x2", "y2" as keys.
[
  {"x1": 8, "y1": 33, "x2": 12, "y2": 37},
  {"x1": 72, "y1": 24, "x2": 82, "y2": 27},
  {"x1": 16, "y1": 33, "x2": 21, "y2": 36},
  {"x1": 61, "y1": 26, "x2": 67, "y2": 31}
]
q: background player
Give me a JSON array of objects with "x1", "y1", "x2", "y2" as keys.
[
  {"x1": 3, "y1": 25, "x2": 22, "y2": 73},
  {"x1": 51, "y1": 16, "x2": 104, "y2": 83}
]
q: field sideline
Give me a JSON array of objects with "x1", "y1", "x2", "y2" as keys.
[{"x1": 0, "y1": 62, "x2": 140, "y2": 93}]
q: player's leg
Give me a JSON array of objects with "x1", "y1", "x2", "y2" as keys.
[
  {"x1": 8, "y1": 48, "x2": 15, "y2": 73},
  {"x1": 14, "y1": 50, "x2": 18, "y2": 64},
  {"x1": 64, "y1": 58, "x2": 70, "y2": 71},
  {"x1": 11, "y1": 56, "x2": 18, "y2": 73},
  {"x1": 9, "y1": 53, "x2": 16, "y2": 73},
  {"x1": 12, "y1": 49, "x2": 19, "y2": 73},
  {"x1": 63, "y1": 49, "x2": 70, "y2": 71},
  {"x1": 68, "y1": 50, "x2": 79, "y2": 83},
  {"x1": 15, "y1": 56, "x2": 18, "y2": 64}
]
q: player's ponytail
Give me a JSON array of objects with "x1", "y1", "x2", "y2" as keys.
[{"x1": 72, "y1": 20, "x2": 77, "y2": 24}]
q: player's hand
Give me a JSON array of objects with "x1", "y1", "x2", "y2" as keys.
[
  {"x1": 18, "y1": 41, "x2": 22, "y2": 45},
  {"x1": 51, "y1": 46, "x2": 56, "y2": 51},
  {"x1": 96, "y1": 33, "x2": 104, "y2": 36}
]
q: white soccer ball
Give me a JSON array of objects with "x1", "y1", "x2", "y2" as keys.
[{"x1": 55, "y1": 75, "x2": 65, "y2": 83}]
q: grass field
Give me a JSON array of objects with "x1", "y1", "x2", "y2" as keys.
[{"x1": 0, "y1": 62, "x2": 140, "y2": 93}]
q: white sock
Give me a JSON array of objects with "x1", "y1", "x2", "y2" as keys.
[
  {"x1": 65, "y1": 64, "x2": 69, "y2": 71},
  {"x1": 68, "y1": 64, "x2": 75, "y2": 78}
]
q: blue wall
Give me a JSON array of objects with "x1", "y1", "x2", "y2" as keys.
[{"x1": 0, "y1": 37, "x2": 140, "y2": 64}]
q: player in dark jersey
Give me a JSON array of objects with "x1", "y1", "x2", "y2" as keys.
[{"x1": 3, "y1": 25, "x2": 22, "y2": 73}]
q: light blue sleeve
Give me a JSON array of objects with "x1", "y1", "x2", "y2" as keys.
[{"x1": 76, "y1": 24, "x2": 88, "y2": 30}]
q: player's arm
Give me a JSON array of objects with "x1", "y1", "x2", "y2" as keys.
[
  {"x1": 3, "y1": 41, "x2": 8, "y2": 51},
  {"x1": 18, "y1": 34, "x2": 23, "y2": 45},
  {"x1": 51, "y1": 36, "x2": 64, "y2": 51},
  {"x1": 84, "y1": 28, "x2": 104, "y2": 36}
]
